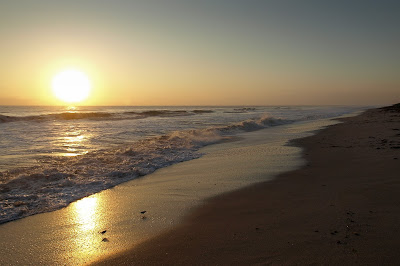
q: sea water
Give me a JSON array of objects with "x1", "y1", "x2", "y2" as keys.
[{"x1": 0, "y1": 105, "x2": 363, "y2": 224}]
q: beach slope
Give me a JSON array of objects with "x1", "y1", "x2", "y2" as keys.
[{"x1": 97, "y1": 104, "x2": 400, "y2": 265}]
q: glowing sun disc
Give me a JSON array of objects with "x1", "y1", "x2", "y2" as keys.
[{"x1": 52, "y1": 69, "x2": 91, "y2": 103}]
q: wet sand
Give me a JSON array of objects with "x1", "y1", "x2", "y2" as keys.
[
  {"x1": 96, "y1": 104, "x2": 400, "y2": 265},
  {"x1": 1, "y1": 112, "x2": 328, "y2": 265}
]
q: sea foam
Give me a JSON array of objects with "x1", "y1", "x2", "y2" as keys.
[{"x1": 0, "y1": 115, "x2": 289, "y2": 224}]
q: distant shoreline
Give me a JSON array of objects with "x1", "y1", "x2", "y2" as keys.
[{"x1": 96, "y1": 104, "x2": 400, "y2": 265}]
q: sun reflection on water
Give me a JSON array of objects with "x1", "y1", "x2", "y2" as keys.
[
  {"x1": 60, "y1": 128, "x2": 90, "y2": 157},
  {"x1": 66, "y1": 106, "x2": 77, "y2": 111}
]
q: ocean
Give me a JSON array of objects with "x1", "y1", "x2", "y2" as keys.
[{"x1": 0, "y1": 105, "x2": 363, "y2": 224}]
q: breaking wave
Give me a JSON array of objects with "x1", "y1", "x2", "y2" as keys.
[
  {"x1": 0, "y1": 114, "x2": 289, "y2": 224},
  {"x1": 0, "y1": 109, "x2": 215, "y2": 124}
]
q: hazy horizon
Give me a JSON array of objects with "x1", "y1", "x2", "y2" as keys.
[
  {"x1": 1, "y1": 0, "x2": 399, "y2": 106},
  {"x1": 0, "y1": 103, "x2": 375, "y2": 107}
]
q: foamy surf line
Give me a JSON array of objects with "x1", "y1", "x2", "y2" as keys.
[{"x1": 0, "y1": 115, "x2": 289, "y2": 224}]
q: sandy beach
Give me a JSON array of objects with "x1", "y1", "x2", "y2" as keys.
[
  {"x1": 1, "y1": 108, "x2": 340, "y2": 265},
  {"x1": 96, "y1": 104, "x2": 400, "y2": 265}
]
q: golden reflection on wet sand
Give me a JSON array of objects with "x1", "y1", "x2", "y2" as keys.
[
  {"x1": 75, "y1": 197, "x2": 98, "y2": 231},
  {"x1": 68, "y1": 196, "x2": 108, "y2": 262}
]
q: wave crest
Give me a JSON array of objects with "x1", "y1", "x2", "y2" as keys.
[
  {"x1": 0, "y1": 114, "x2": 290, "y2": 224},
  {"x1": 0, "y1": 109, "x2": 215, "y2": 123}
]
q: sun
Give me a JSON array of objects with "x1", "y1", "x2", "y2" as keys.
[{"x1": 52, "y1": 69, "x2": 91, "y2": 103}]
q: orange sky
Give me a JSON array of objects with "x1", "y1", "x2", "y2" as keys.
[{"x1": 0, "y1": 1, "x2": 399, "y2": 106}]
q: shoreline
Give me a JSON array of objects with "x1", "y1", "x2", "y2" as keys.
[
  {"x1": 1, "y1": 112, "x2": 342, "y2": 265},
  {"x1": 1, "y1": 106, "x2": 357, "y2": 225},
  {"x1": 96, "y1": 104, "x2": 400, "y2": 265}
]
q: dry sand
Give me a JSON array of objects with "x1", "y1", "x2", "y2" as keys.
[{"x1": 96, "y1": 105, "x2": 400, "y2": 265}]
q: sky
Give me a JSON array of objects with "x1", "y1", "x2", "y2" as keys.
[{"x1": 0, "y1": 0, "x2": 399, "y2": 106}]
